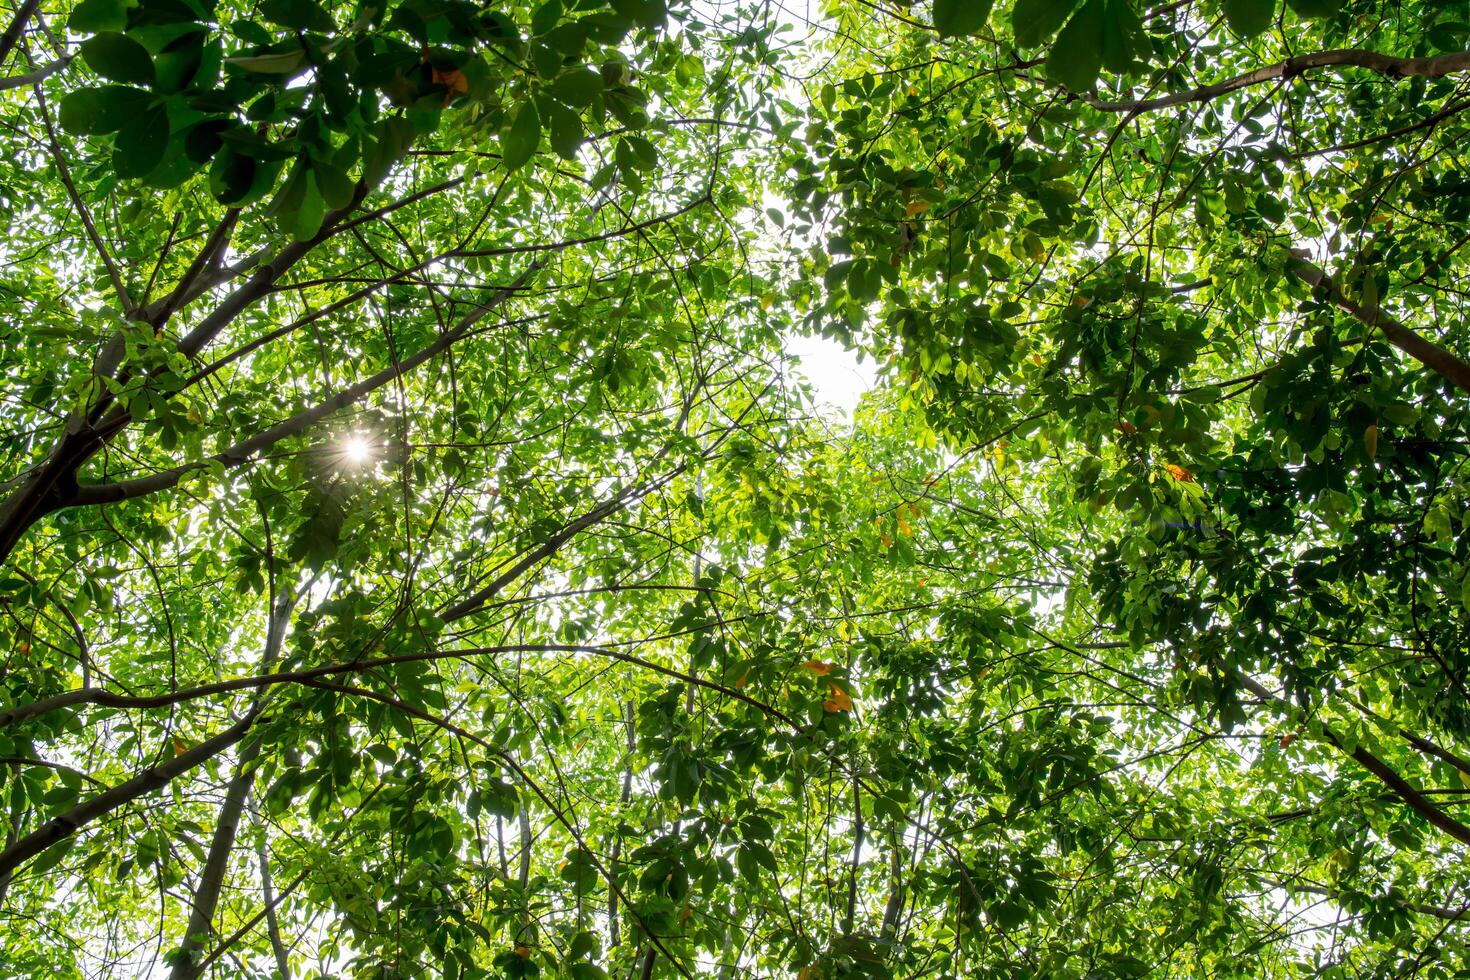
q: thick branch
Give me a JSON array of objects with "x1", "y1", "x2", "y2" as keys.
[
  {"x1": 842, "y1": 779, "x2": 863, "y2": 937},
  {"x1": 143, "y1": 210, "x2": 241, "y2": 330},
  {"x1": 438, "y1": 468, "x2": 682, "y2": 622},
  {"x1": 0, "y1": 713, "x2": 257, "y2": 881},
  {"x1": 1084, "y1": 49, "x2": 1470, "y2": 113},
  {"x1": 879, "y1": 827, "x2": 904, "y2": 941},
  {"x1": 0, "y1": 53, "x2": 69, "y2": 91},
  {"x1": 171, "y1": 196, "x2": 362, "y2": 361},
  {"x1": 1288, "y1": 250, "x2": 1470, "y2": 396},
  {"x1": 1237, "y1": 674, "x2": 1470, "y2": 848},
  {"x1": 1274, "y1": 879, "x2": 1469, "y2": 922},
  {"x1": 0, "y1": 0, "x2": 40, "y2": 66},
  {"x1": 1402, "y1": 731, "x2": 1470, "y2": 780}
]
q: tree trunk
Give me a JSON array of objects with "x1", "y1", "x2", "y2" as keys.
[{"x1": 171, "y1": 583, "x2": 296, "y2": 980}]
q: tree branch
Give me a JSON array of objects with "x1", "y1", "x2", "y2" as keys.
[
  {"x1": 170, "y1": 582, "x2": 296, "y2": 980},
  {"x1": 0, "y1": 0, "x2": 40, "y2": 66},
  {"x1": 34, "y1": 85, "x2": 133, "y2": 315},
  {"x1": 70, "y1": 265, "x2": 539, "y2": 507},
  {"x1": 1084, "y1": 49, "x2": 1470, "y2": 113},
  {"x1": 1237, "y1": 674, "x2": 1470, "y2": 848},
  {"x1": 0, "y1": 641, "x2": 795, "y2": 732},
  {"x1": 0, "y1": 53, "x2": 68, "y2": 90},
  {"x1": 0, "y1": 712, "x2": 258, "y2": 881},
  {"x1": 1287, "y1": 249, "x2": 1470, "y2": 396}
]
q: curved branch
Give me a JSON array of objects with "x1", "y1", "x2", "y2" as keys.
[
  {"x1": 1276, "y1": 879, "x2": 1470, "y2": 922},
  {"x1": 69, "y1": 266, "x2": 539, "y2": 508},
  {"x1": 1288, "y1": 250, "x2": 1470, "y2": 396},
  {"x1": 0, "y1": 712, "x2": 258, "y2": 881},
  {"x1": 437, "y1": 467, "x2": 683, "y2": 622},
  {"x1": 0, "y1": 641, "x2": 793, "y2": 731},
  {"x1": 1237, "y1": 674, "x2": 1470, "y2": 848},
  {"x1": 171, "y1": 583, "x2": 296, "y2": 980},
  {"x1": 0, "y1": 53, "x2": 69, "y2": 91},
  {"x1": 1084, "y1": 49, "x2": 1470, "y2": 113}
]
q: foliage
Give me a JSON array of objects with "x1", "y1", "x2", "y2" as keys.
[{"x1": 1, "y1": 0, "x2": 1469, "y2": 977}]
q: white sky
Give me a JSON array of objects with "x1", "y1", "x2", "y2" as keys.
[
  {"x1": 787, "y1": 333, "x2": 876, "y2": 417},
  {"x1": 784, "y1": 332, "x2": 876, "y2": 417}
]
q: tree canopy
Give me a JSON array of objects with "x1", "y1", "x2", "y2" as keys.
[{"x1": 1, "y1": 0, "x2": 1470, "y2": 975}]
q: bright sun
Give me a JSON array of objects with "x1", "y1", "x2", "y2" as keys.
[{"x1": 341, "y1": 435, "x2": 372, "y2": 465}]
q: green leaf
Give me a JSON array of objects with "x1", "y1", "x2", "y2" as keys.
[
  {"x1": 80, "y1": 33, "x2": 156, "y2": 86},
  {"x1": 28, "y1": 836, "x2": 77, "y2": 876},
  {"x1": 501, "y1": 100, "x2": 541, "y2": 171},
  {"x1": 1100, "y1": 0, "x2": 1144, "y2": 74},
  {"x1": 479, "y1": 778, "x2": 519, "y2": 817},
  {"x1": 312, "y1": 159, "x2": 355, "y2": 210},
  {"x1": 568, "y1": 931, "x2": 598, "y2": 961},
  {"x1": 1046, "y1": 0, "x2": 1105, "y2": 92},
  {"x1": 531, "y1": 0, "x2": 562, "y2": 35},
  {"x1": 225, "y1": 48, "x2": 307, "y2": 75},
  {"x1": 1223, "y1": 0, "x2": 1275, "y2": 35},
  {"x1": 1285, "y1": 0, "x2": 1340, "y2": 16},
  {"x1": 58, "y1": 85, "x2": 152, "y2": 134},
  {"x1": 112, "y1": 102, "x2": 170, "y2": 178},
  {"x1": 551, "y1": 67, "x2": 603, "y2": 108},
  {"x1": 611, "y1": 0, "x2": 666, "y2": 29},
  {"x1": 933, "y1": 0, "x2": 994, "y2": 36},
  {"x1": 1013, "y1": 0, "x2": 1082, "y2": 47},
  {"x1": 67, "y1": 0, "x2": 132, "y2": 33},
  {"x1": 849, "y1": 258, "x2": 881, "y2": 302},
  {"x1": 208, "y1": 148, "x2": 254, "y2": 203},
  {"x1": 153, "y1": 30, "x2": 211, "y2": 93},
  {"x1": 622, "y1": 134, "x2": 657, "y2": 170},
  {"x1": 546, "y1": 101, "x2": 584, "y2": 160},
  {"x1": 294, "y1": 173, "x2": 325, "y2": 240},
  {"x1": 259, "y1": 0, "x2": 335, "y2": 31},
  {"x1": 267, "y1": 160, "x2": 307, "y2": 226}
]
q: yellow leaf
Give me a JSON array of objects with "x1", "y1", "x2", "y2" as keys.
[
  {"x1": 823, "y1": 684, "x2": 853, "y2": 713},
  {"x1": 801, "y1": 659, "x2": 832, "y2": 676},
  {"x1": 431, "y1": 65, "x2": 468, "y2": 95},
  {"x1": 897, "y1": 517, "x2": 912, "y2": 537},
  {"x1": 905, "y1": 199, "x2": 930, "y2": 217},
  {"x1": 1364, "y1": 423, "x2": 1378, "y2": 460},
  {"x1": 1164, "y1": 463, "x2": 1195, "y2": 483}
]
